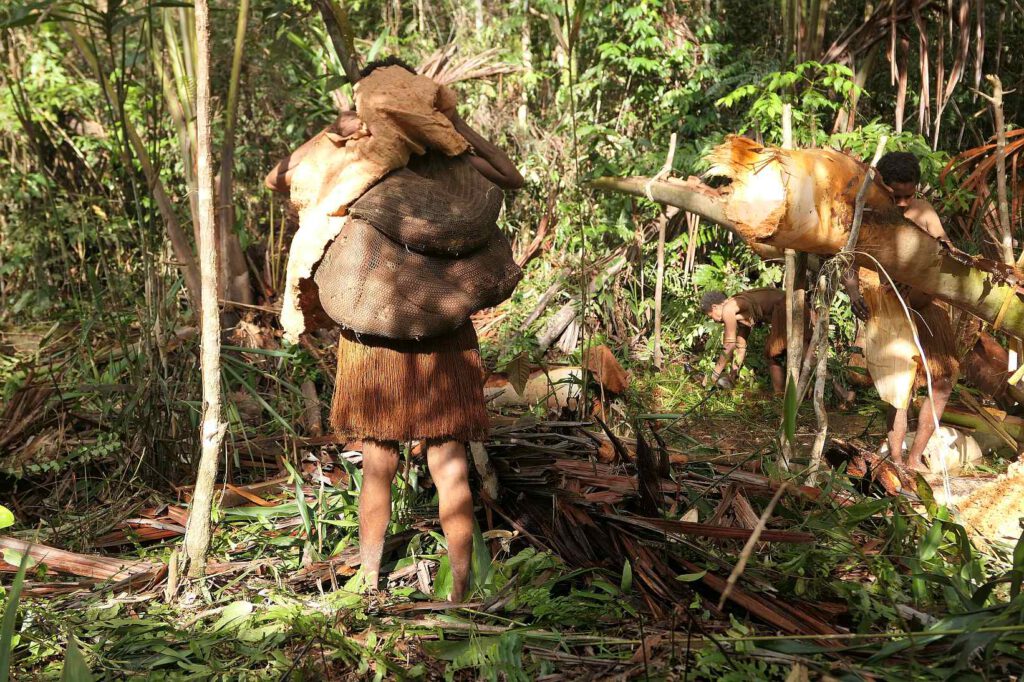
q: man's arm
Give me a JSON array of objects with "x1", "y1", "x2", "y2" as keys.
[
  {"x1": 842, "y1": 268, "x2": 870, "y2": 321},
  {"x1": 731, "y1": 327, "x2": 749, "y2": 373},
  {"x1": 449, "y1": 114, "x2": 525, "y2": 190},
  {"x1": 710, "y1": 302, "x2": 741, "y2": 382}
]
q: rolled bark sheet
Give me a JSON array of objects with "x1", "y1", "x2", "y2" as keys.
[{"x1": 590, "y1": 136, "x2": 1024, "y2": 342}]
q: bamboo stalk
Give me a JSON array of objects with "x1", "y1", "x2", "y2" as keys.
[
  {"x1": 181, "y1": 0, "x2": 227, "y2": 580},
  {"x1": 217, "y1": 0, "x2": 254, "y2": 307}
]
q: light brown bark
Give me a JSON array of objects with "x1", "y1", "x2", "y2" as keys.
[
  {"x1": 182, "y1": 0, "x2": 227, "y2": 579},
  {"x1": 590, "y1": 176, "x2": 1024, "y2": 343}
]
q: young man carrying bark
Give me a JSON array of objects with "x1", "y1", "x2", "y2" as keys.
[
  {"x1": 266, "y1": 57, "x2": 523, "y2": 602},
  {"x1": 842, "y1": 151, "x2": 961, "y2": 472}
]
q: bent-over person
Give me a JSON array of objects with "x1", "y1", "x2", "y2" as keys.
[{"x1": 701, "y1": 287, "x2": 789, "y2": 394}]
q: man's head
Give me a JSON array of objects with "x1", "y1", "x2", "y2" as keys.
[
  {"x1": 876, "y1": 151, "x2": 921, "y2": 208},
  {"x1": 358, "y1": 56, "x2": 415, "y2": 80},
  {"x1": 700, "y1": 291, "x2": 728, "y2": 322}
]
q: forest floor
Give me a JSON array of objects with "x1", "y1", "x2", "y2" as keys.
[{"x1": 4, "y1": 326, "x2": 1024, "y2": 680}]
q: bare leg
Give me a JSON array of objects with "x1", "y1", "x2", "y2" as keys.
[
  {"x1": 906, "y1": 377, "x2": 952, "y2": 472},
  {"x1": 887, "y1": 406, "x2": 908, "y2": 465},
  {"x1": 359, "y1": 439, "x2": 400, "y2": 591},
  {"x1": 427, "y1": 440, "x2": 474, "y2": 603},
  {"x1": 768, "y1": 355, "x2": 786, "y2": 395}
]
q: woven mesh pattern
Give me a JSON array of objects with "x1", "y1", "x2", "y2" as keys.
[
  {"x1": 348, "y1": 154, "x2": 503, "y2": 256},
  {"x1": 311, "y1": 153, "x2": 521, "y2": 339},
  {"x1": 314, "y1": 218, "x2": 521, "y2": 339}
]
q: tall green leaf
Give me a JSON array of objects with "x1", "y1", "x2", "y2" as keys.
[
  {"x1": 60, "y1": 636, "x2": 93, "y2": 682},
  {"x1": 782, "y1": 375, "x2": 798, "y2": 444},
  {"x1": 0, "y1": 551, "x2": 31, "y2": 682}
]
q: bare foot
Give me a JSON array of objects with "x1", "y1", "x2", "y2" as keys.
[{"x1": 906, "y1": 456, "x2": 930, "y2": 474}]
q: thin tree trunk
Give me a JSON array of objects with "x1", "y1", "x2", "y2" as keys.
[
  {"x1": 518, "y1": 0, "x2": 531, "y2": 129},
  {"x1": 182, "y1": 0, "x2": 227, "y2": 579},
  {"x1": 781, "y1": 104, "x2": 800, "y2": 469},
  {"x1": 981, "y1": 75, "x2": 1019, "y2": 371},
  {"x1": 317, "y1": 0, "x2": 361, "y2": 84},
  {"x1": 651, "y1": 134, "x2": 678, "y2": 370},
  {"x1": 985, "y1": 76, "x2": 1013, "y2": 265},
  {"x1": 654, "y1": 210, "x2": 668, "y2": 369},
  {"x1": 806, "y1": 275, "x2": 830, "y2": 485},
  {"x1": 217, "y1": 0, "x2": 254, "y2": 308}
]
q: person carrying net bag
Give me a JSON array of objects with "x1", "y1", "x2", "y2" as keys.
[{"x1": 265, "y1": 57, "x2": 524, "y2": 602}]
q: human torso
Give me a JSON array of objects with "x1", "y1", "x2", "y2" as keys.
[{"x1": 730, "y1": 288, "x2": 785, "y2": 327}]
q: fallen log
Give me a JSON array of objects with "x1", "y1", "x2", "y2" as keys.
[
  {"x1": 0, "y1": 536, "x2": 152, "y2": 581},
  {"x1": 591, "y1": 138, "x2": 1024, "y2": 342}
]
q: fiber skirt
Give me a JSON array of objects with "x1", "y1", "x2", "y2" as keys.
[
  {"x1": 910, "y1": 299, "x2": 959, "y2": 389},
  {"x1": 329, "y1": 322, "x2": 489, "y2": 443},
  {"x1": 766, "y1": 301, "x2": 789, "y2": 360}
]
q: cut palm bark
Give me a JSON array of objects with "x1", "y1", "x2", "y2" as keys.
[
  {"x1": 0, "y1": 537, "x2": 151, "y2": 581},
  {"x1": 591, "y1": 137, "x2": 1024, "y2": 341}
]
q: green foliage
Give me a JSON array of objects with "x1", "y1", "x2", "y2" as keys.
[{"x1": 717, "y1": 60, "x2": 861, "y2": 147}]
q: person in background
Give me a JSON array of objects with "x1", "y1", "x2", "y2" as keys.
[{"x1": 700, "y1": 287, "x2": 789, "y2": 394}]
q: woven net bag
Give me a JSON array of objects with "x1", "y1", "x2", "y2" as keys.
[
  {"x1": 349, "y1": 154, "x2": 504, "y2": 256},
  {"x1": 312, "y1": 154, "x2": 522, "y2": 339}
]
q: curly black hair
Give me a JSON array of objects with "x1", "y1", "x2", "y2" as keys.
[
  {"x1": 700, "y1": 291, "x2": 728, "y2": 313},
  {"x1": 358, "y1": 56, "x2": 416, "y2": 79},
  {"x1": 876, "y1": 151, "x2": 921, "y2": 186}
]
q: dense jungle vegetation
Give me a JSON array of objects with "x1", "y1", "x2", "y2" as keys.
[{"x1": 2, "y1": 0, "x2": 1024, "y2": 679}]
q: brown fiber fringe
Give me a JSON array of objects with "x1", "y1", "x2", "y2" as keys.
[
  {"x1": 912, "y1": 300, "x2": 960, "y2": 389},
  {"x1": 765, "y1": 301, "x2": 789, "y2": 359},
  {"x1": 329, "y1": 323, "x2": 489, "y2": 443}
]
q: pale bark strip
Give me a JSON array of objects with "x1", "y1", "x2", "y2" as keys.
[
  {"x1": 182, "y1": 0, "x2": 228, "y2": 579},
  {"x1": 780, "y1": 104, "x2": 801, "y2": 470},
  {"x1": 63, "y1": 26, "x2": 201, "y2": 308}
]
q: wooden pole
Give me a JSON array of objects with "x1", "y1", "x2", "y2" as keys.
[
  {"x1": 181, "y1": 0, "x2": 227, "y2": 579},
  {"x1": 651, "y1": 133, "x2": 678, "y2": 369},
  {"x1": 979, "y1": 75, "x2": 1021, "y2": 373},
  {"x1": 780, "y1": 104, "x2": 802, "y2": 470}
]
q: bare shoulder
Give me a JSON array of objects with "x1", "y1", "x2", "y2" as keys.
[
  {"x1": 904, "y1": 198, "x2": 947, "y2": 240},
  {"x1": 722, "y1": 298, "x2": 742, "y2": 318}
]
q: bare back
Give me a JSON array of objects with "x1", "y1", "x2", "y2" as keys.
[{"x1": 730, "y1": 288, "x2": 786, "y2": 328}]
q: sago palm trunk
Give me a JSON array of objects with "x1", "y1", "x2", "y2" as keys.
[{"x1": 591, "y1": 174, "x2": 1024, "y2": 342}]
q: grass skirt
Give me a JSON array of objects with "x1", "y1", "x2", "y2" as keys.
[{"x1": 329, "y1": 322, "x2": 489, "y2": 443}]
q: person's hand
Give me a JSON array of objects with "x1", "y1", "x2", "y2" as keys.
[
  {"x1": 841, "y1": 268, "x2": 869, "y2": 321},
  {"x1": 703, "y1": 371, "x2": 720, "y2": 389}
]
